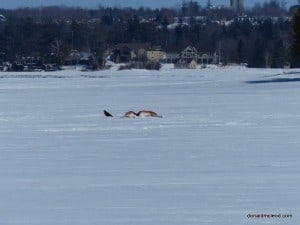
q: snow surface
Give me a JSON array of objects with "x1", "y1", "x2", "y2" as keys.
[{"x1": 0, "y1": 65, "x2": 299, "y2": 225}]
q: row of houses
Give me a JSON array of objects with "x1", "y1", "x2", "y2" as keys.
[
  {"x1": 0, "y1": 51, "x2": 99, "y2": 72},
  {"x1": 111, "y1": 43, "x2": 164, "y2": 63},
  {"x1": 110, "y1": 43, "x2": 219, "y2": 69},
  {"x1": 0, "y1": 57, "x2": 60, "y2": 72},
  {"x1": 0, "y1": 44, "x2": 219, "y2": 71}
]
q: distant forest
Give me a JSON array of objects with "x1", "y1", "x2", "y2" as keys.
[{"x1": 0, "y1": 0, "x2": 299, "y2": 68}]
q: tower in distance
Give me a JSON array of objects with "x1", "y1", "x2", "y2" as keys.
[{"x1": 230, "y1": 0, "x2": 244, "y2": 13}]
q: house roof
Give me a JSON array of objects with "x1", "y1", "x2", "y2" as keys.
[
  {"x1": 0, "y1": 15, "x2": 6, "y2": 21},
  {"x1": 182, "y1": 46, "x2": 198, "y2": 53}
]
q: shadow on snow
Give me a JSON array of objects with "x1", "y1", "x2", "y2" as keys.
[{"x1": 246, "y1": 78, "x2": 300, "y2": 84}]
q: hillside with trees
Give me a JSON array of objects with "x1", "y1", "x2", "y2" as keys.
[{"x1": 0, "y1": 0, "x2": 297, "y2": 69}]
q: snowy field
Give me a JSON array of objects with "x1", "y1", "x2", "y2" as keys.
[{"x1": 0, "y1": 65, "x2": 299, "y2": 225}]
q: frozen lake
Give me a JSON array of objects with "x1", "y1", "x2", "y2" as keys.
[{"x1": 0, "y1": 65, "x2": 299, "y2": 224}]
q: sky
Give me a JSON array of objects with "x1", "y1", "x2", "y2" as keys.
[{"x1": 0, "y1": 0, "x2": 298, "y2": 9}]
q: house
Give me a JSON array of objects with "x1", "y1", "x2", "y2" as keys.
[
  {"x1": 168, "y1": 46, "x2": 199, "y2": 68},
  {"x1": 64, "y1": 50, "x2": 98, "y2": 69},
  {"x1": 146, "y1": 49, "x2": 166, "y2": 61},
  {"x1": 112, "y1": 43, "x2": 151, "y2": 63},
  {"x1": 180, "y1": 46, "x2": 198, "y2": 62},
  {"x1": 9, "y1": 56, "x2": 44, "y2": 71},
  {"x1": 166, "y1": 46, "x2": 198, "y2": 64},
  {"x1": 0, "y1": 14, "x2": 5, "y2": 22},
  {"x1": 64, "y1": 49, "x2": 81, "y2": 65},
  {"x1": 0, "y1": 61, "x2": 11, "y2": 71}
]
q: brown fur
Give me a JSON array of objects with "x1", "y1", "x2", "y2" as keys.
[
  {"x1": 121, "y1": 111, "x2": 138, "y2": 118},
  {"x1": 137, "y1": 110, "x2": 162, "y2": 118},
  {"x1": 121, "y1": 110, "x2": 162, "y2": 118}
]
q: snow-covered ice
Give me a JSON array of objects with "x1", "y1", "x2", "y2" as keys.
[{"x1": 0, "y1": 65, "x2": 299, "y2": 224}]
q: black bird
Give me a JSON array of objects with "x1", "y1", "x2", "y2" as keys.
[{"x1": 103, "y1": 110, "x2": 113, "y2": 117}]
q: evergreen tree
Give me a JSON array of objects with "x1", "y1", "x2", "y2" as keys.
[
  {"x1": 237, "y1": 39, "x2": 246, "y2": 64},
  {"x1": 291, "y1": 8, "x2": 300, "y2": 67},
  {"x1": 271, "y1": 38, "x2": 286, "y2": 68}
]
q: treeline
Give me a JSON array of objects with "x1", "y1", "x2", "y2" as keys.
[{"x1": 0, "y1": 0, "x2": 296, "y2": 68}]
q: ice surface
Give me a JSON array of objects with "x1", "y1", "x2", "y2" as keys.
[{"x1": 0, "y1": 65, "x2": 299, "y2": 225}]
